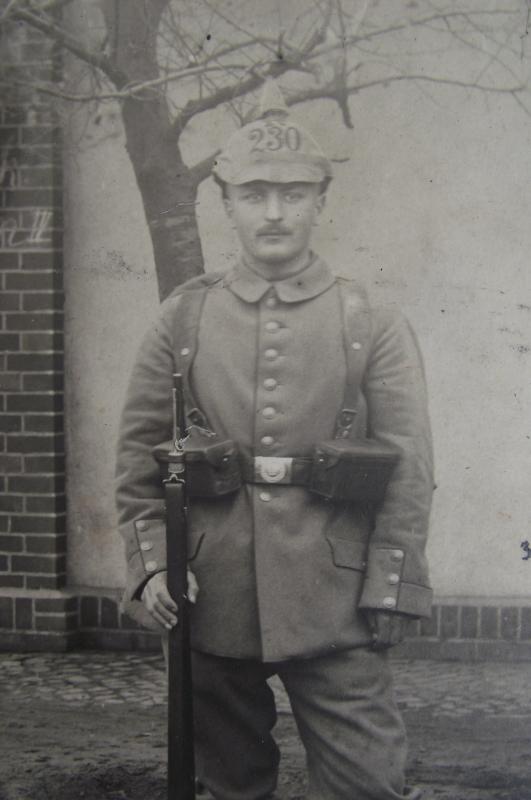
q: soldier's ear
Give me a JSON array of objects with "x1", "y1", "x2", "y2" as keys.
[{"x1": 313, "y1": 191, "x2": 326, "y2": 224}]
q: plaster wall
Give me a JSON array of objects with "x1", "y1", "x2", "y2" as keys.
[{"x1": 64, "y1": 77, "x2": 531, "y2": 599}]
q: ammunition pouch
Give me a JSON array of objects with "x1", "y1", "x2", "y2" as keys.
[
  {"x1": 153, "y1": 430, "x2": 242, "y2": 498},
  {"x1": 154, "y1": 431, "x2": 399, "y2": 506},
  {"x1": 308, "y1": 439, "x2": 400, "y2": 505}
]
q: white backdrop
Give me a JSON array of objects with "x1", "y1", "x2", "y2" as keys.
[{"x1": 64, "y1": 67, "x2": 531, "y2": 599}]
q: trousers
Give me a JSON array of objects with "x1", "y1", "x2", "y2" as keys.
[{"x1": 162, "y1": 643, "x2": 419, "y2": 800}]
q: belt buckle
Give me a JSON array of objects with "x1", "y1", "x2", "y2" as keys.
[{"x1": 254, "y1": 457, "x2": 293, "y2": 484}]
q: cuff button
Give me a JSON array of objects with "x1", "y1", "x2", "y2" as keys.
[
  {"x1": 136, "y1": 520, "x2": 149, "y2": 531},
  {"x1": 383, "y1": 596, "x2": 397, "y2": 609},
  {"x1": 145, "y1": 560, "x2": 157, "y2": 572},
  {"x1": 391, "y1": 549, "x2": 404, "y2": 562},
  {"x1": 140, "y1": 542, "x2": 153, "y2": 552}
]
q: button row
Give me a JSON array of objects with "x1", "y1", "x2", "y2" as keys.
[{"x1": 261, "y1": 295, "x2": 281, "y2": 450}]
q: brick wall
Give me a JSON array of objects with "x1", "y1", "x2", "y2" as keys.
[
  {"x1": 4, "y1": 588, "x2": 531, "y2": 660},
  {"x1": 0, "y1": 20, "x2": 68, "y2": 644},
  {"x1": 394, "y1": 601, "x2": 531, "y2": 662}
]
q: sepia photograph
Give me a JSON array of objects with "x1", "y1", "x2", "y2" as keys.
[{"x1": 0, "y1": 1, "x2": 530, "y2": 798}]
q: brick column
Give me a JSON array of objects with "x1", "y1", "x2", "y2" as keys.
[{"x1": 0, "y1": 21, "x2": 74, "y2": 649}]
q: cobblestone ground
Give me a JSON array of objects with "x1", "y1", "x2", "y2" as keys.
[
  {"x1": 2, "y1": 651, "x2": 530, "y2": 714},
  {"x1": 1, "y1": 651, "x2": 530, "y2": 799}
]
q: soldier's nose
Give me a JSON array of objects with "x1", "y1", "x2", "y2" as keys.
[{"x1": 264, "y1": 193, "x2": 283, "y2": 221}]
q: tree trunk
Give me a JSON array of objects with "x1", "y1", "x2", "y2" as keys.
[
  {"x1": 102, "y1": 0, "x2": 204, "y2": 300},
  {"x1": 121, "y1": 98, "x2": 205, "y2": 300}
]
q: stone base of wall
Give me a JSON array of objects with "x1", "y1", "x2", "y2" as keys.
[
  {"x1": 1, "y1": 590, "x2": 531, "y2": 660},
  {"x1": 0, "y1": 588, "x2": 161, "y2": 653}
]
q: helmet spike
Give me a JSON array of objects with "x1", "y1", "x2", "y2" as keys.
[{"x1": 258, "y1": 78, "x2": 289, "y2": 119}]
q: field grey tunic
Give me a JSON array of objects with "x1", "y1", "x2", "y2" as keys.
[{"x1": 116, "y1": 256, "x2": 433, "y2": 662}]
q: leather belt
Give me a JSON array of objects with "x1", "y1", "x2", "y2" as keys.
[{"x1": 241, "y1": 456, "x2": 313, "y2": 486}]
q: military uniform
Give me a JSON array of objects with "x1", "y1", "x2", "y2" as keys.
[{"x1": 115, "y1": 83, "x2": 433, "y2": 800}]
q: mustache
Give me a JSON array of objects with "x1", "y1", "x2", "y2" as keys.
[{"x1": 256, "y1": 226, "x2": 291, "y2": 236}]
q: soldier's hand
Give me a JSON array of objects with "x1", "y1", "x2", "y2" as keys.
[
  {"x1": 365, "y1": 610, "x2": 411, "y2": 650},
  {"x1": 141, "y1": 569, "x2": 199, "y2": 631}
]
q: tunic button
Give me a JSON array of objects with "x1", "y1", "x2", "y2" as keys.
[
  {"x1": 180, "y1": 347, "x2": 190, "y2": 356},
  {"x1": 263, "y1": 378, "x2": 277, "y2": 390},
  {"x1": 265, "y1": 321, "x2": 280, "y2": 332},
  {"x1": 262, "y1": 406, "x2": 276, "y2": 419},
  {"x1": 140, "y1": 542, "x2": 153, "y2": 552},
  {"x1": 145, "y1": 560, "x2": 158, "y2": 572},
  {"x1": 264, "y1": 348, "x2": 278, "y2": 360},
  {"x1": 351, "y1": 342, "x2": 362, "y2": 351},
  {"x1": 391, "y1": 550, "x2": 404, "y2": 562},
  {"x1": 265, "y1": 296, "x2": 277, "y2": 308},
  {"x1": 261, "y1": 436, "x2": 274, "y2": 446},
  {"x1": 383, "y1": 596, "x2": 397, "y2": 609},
  {"x1": 388, "y1": 573, "x2": 400, "y2": 585},
  {"x1": 259, "y1": 491, "x2": 271, "y2": 502},
  {"x1": 136, "y1": 520, "x2": 149, "y2": 531}
]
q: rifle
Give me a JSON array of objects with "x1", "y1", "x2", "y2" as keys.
[{"x1": 163, "y1": 373, "x2": 196, "y2": 800}]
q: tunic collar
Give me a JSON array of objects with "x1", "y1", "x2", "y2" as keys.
[{"x1": 225, "y1": 254, "x2": 335, "y2": 304}]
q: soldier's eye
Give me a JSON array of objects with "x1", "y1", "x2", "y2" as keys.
[
  {"x1": 284, "y1": 191, "x2": 304, "y2": 202},
  {"x1": 243, "y1": 192, "x2": 263, "y2": 202}
]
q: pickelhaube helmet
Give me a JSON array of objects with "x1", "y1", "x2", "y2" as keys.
[{"x1": 213, "y1": 80, "x2": 333, "y2": 185}]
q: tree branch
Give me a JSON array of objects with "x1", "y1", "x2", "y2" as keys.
[
  {"x1": 0, "y1": 61, "x2": 257, "y2": 103},
  {"x1": 189, "y1": 150, "x2": 221, "y2": 185},
  {"x1": 167, "y1": 7, "x2": 525, "y2": 136},
  {"x1": 29, "y1": 0, "x2": 76, "y2": 11},
  {"x1": 198, "y1": 0, "x2": 279, "y2": 57},
  {"x1": 0, "y1": 0, "x2": 23, "y2": 24},
  {"x1": 303, "y1": 8, "x2": 522, "y2": 63},
  {"x1": 169, "y1": 1, "x2": 334, "y2": 135},
  {"x1": 286, "y1": 72, "x2": 530, "y2": 109},
  {"x1": 8, "y1": 7, "x2": 126, "y2": 87}
]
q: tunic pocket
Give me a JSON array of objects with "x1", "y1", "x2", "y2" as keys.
[
  {"x1": 188, "y1": 531, "x2": 206, "y2": 563},
  {"x1": 326, "y1": 537, "x2": 367, "y2": 571}
]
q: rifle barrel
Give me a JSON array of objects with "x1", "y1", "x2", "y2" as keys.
[{"x1": 166, "y1": 373, "x2": 195, "y2": 800}]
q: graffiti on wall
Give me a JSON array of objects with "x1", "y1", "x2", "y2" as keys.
[
  {"x1": 0, "y1": 209, "x2": 53, "y2": 249},
  {"x1": 0, "y1": 134, "x2": 53, "y2": 249}
]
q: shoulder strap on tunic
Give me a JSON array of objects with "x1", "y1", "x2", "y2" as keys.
[
  {"x1": 335, "y1": 278, "x2": 372, "y2": 438},
  {"x1": 169, "y1": 271, "x2": 226, "y2": 429}
]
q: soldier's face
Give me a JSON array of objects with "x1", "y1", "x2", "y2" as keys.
[{"x1": 224, "y1": 181, "x2": 325, "y2": 270}]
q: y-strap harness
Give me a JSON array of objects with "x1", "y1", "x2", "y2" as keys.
[{"x1": 170, "y1": 273, "x2": 372, "y2": 486}]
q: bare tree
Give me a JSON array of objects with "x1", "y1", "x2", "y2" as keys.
[{"x1": 1, "y1": 0, "x2": 530, "y2": 298}]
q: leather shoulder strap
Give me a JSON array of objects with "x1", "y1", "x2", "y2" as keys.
[
  {"x1": 171, "y1": 272, "x2": 226, "y2": 429},
  {"x1": 335, "y1": 277, "x2": 372, "y2": 438},
  {"x1": 166, "y1": 270, "x2": 226, "y2": 300}
]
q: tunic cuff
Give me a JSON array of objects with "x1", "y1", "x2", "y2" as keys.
[
  {"x1": 358, "y1": 546, "x2": 432, "y2": 618},
  {"x1": 123, "y1": 518, "x2": 167, "y2": 602}
]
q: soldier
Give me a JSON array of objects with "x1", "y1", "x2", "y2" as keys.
[{"x1": 116, "y1": 82, "x2": 433, "y2": 800}]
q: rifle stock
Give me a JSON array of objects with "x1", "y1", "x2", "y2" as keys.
[{"x1": 164, "y1": 373, "x2": 196, "y2": 800}]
